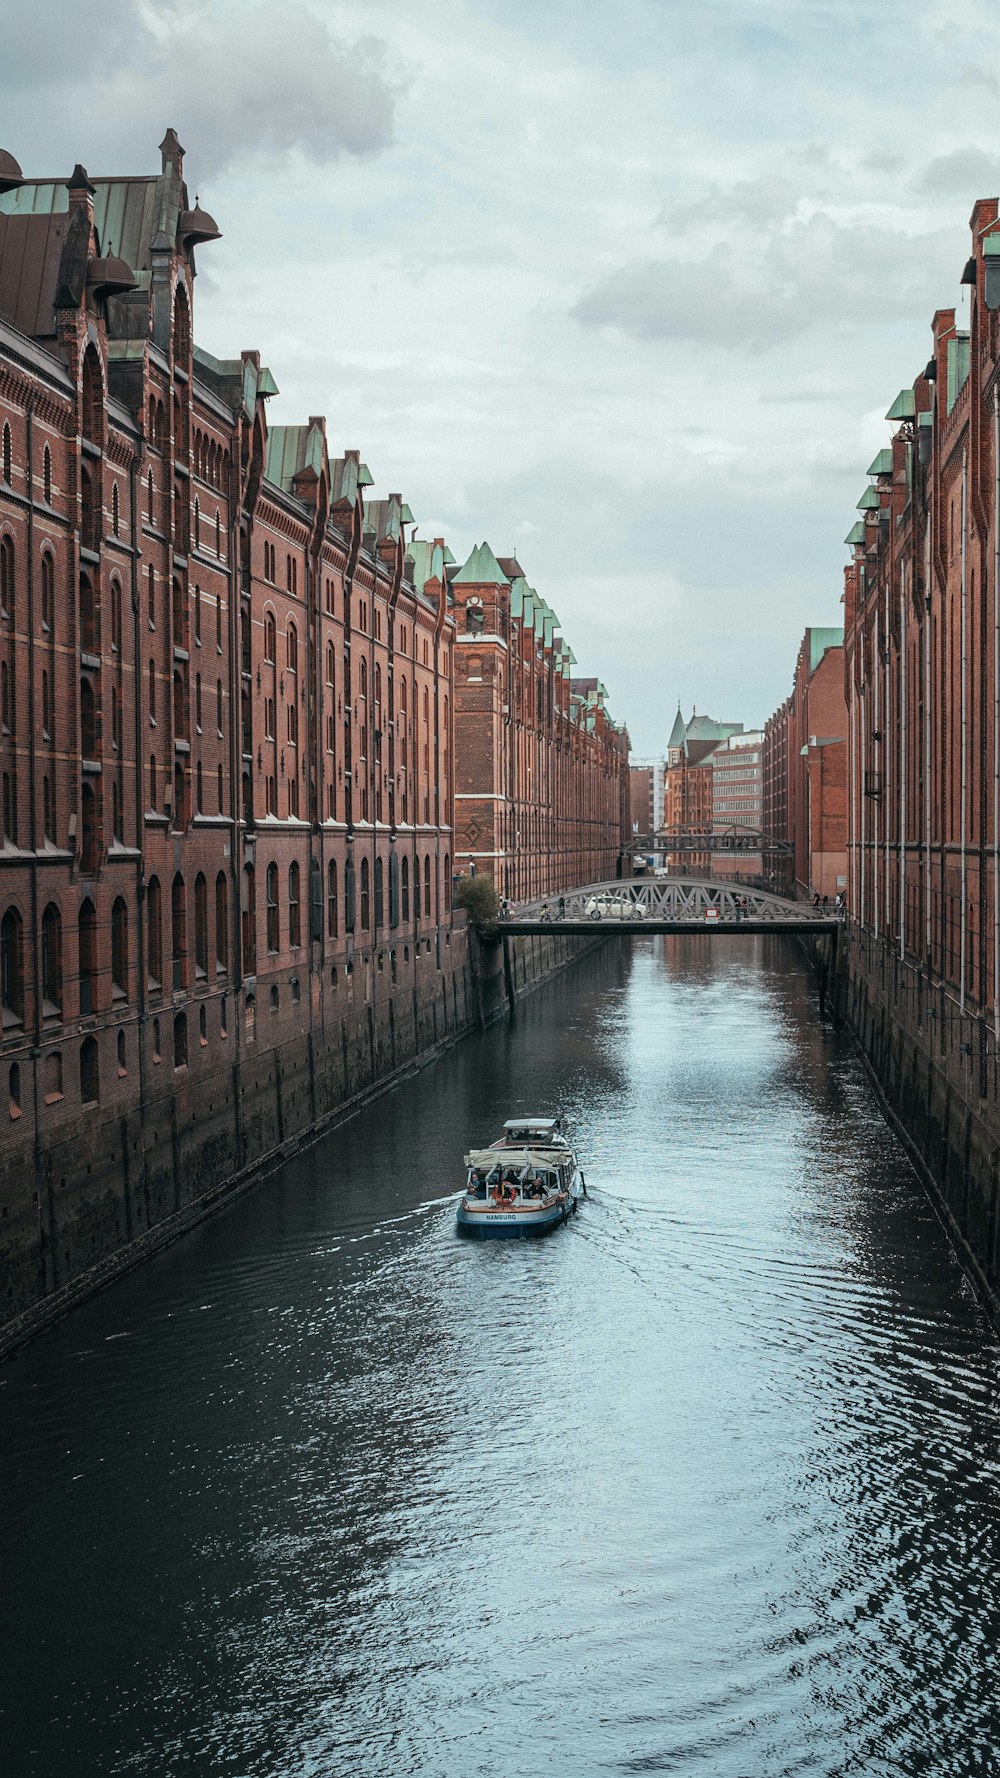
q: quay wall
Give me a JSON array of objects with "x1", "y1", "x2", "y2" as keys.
[
  {"x1": 838, "y1": 925, "x2": 1000, "y2": 1322},
  {"x1": 0, "y1": 922, "x2": 600, "y2": 1358}
]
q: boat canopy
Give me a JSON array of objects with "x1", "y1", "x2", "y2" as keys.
[
  {"x1": 465, "y1": 1148, "x2": 563, "y2": 1171},
  {"x1": 503, "y1": 1117, "x2": 558, "y2": 1133}
]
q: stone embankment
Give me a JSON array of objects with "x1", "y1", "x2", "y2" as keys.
[
  {"x1": 0, "y1": 922, "x2": 601, "y2": 1359},
  {"x1": 833, "y1": 927, "x2": 1000, "y2": 1325}
]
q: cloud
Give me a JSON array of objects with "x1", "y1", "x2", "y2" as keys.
[
  {"x1": 4, "y1": 0, "x2": 396, "y2": 174},
  {"x1": 574, "y1": 211, "x2": 956, "y2": 352},
  {"x1": 916, "y1": 146, "x2": 1000, "y2": 195}
]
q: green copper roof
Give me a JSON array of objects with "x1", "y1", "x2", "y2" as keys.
[
  {"x1": 666, "y1": 705, "x2": 686, "y2": 749},
  {"x1": 406, "y1": 538, "x2": 446, "y2": 592},
  {"x1": 265, "y1": 421, "x2": 325, "y2": 491},
  {"x1": 359, "y1": 463, "x2": 374, "y2": 488},
  {"x1": 985, "y1": 233, "x2": 1000, "y2": 257},
  {"x1": 257, "y1": 367, "x2": 279, "y2": 397},
  {"x1": 867, "y1": 448, "x2": 893, "y2": 477},
  {"x1": 845, "y1": 520, "x2": 866, "y2": 546},
  {"x1": 857, "y1": 486, "x2": 881, "y2": 511},
  {"x1": 453, "y1": 541, "x2": 507, "y2": 586},
  {"x1": 947, "y1": 334, "x2": 970, "y2": 415},
  {"x1": 918, "y1": 410, "x2": 933, "y2": 428},
  {"x1": 808, "y1": 626, "x2": 844, "y2": 673},
  {"x1": 885, "y1": 388, "x2": 916, "y2": 421}
]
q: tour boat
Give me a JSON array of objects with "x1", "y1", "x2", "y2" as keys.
[{"x1": 456, "y1": 1116, "x2": 585, "y2": 1238}]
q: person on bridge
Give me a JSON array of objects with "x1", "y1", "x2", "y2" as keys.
[{"x1": 558, "y1": 896, "x2": 566, "y2": 920}]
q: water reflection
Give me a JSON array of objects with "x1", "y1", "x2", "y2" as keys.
[{"x1": 2, "y1": 938, "x2": 999, "y2": 1777}]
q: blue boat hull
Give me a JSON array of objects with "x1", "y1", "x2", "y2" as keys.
[{"x1": 455, "y1": 1196, "x2": 579, "y2": 1239}]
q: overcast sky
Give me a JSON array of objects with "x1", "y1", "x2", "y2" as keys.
[{"x1": 4, "y1": 0, "x2": 999, "y2": 750}]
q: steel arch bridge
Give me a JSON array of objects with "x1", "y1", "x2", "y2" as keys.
[{"x1": 501, "y1": 878, "x2": 841, "y2": 935}]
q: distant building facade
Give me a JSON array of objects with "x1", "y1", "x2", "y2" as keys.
[
  {"x1": 762, "y1": 629, "x2": 847, "y2": 900},
  {"x1": 661, "y1": 708, "x2": 743, "y2": 872},
  {"x1": 711, "y1": 730, "x2": 764, "y2": 880},
  {"x1": 449, "y1": 543, "x2": 629, "y2": 900}
]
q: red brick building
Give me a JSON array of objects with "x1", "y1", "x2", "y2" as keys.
[
  {"x1": 762, "y1": 630, "x2": 847, "y2": 900},
  {"x1": 661, "y1": 708, "x2": 743, "y2": 871},
  {"x1": 449, "y1": 543, "x2": 629, "y2": 899},
  {"x1": 843, "y1": 200, "x2": 1000, "y2": 1016},
  {"x1": 0, "y1": 133, "x2": 466, "y2": 1315}
]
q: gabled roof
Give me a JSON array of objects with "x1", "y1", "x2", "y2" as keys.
[
  {"x1": 265, "y1": 421, "x2": 325, "y2": 492},
  {"x1": 453, "y1": 541, "x2": 508, "y2": 586},
  {"x1": 807, "y1": 626, "x2": 843, "y2": 673},
  {"x1": 407, "y1": 538, "x2": 447, "y2": 593}
]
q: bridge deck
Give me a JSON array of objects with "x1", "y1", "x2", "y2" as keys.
[{"x1": 502, "y1": 918, "x2": 840, "y2": 937}]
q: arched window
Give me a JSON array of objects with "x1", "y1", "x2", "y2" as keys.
[
  {"x1": 78, "y1": 900, "x2": 96, "y2": 1015},
  {"x1": 171, "y1": 873, "x2": 187, "y2": 990},
  {"x1": 327, "y1": 859, "x2": 338, "y2": 937},
  {"x1": 401, "y1": 855, "x2": 410, "y2": 923},
  {"x1": 288, "y1": 861, "x2": 301, "y2": 946},
  {"x1": 374, "y1": 856, "x2": 383, "y2": 930},
  {"x1": 117, "y1": 1028, "x2": 127, "y2": 1074},
  {"x1": 40, "y1": 551, "x2": 54, "y2": 630},
  {"x1": 1, "y1": 424, "x2": 10, "y2": 486},
  {"x1": 80, "y1": 1034, "x2": 99, "y2": 1105},
  {"x1": 264, "y1": 611, "x2": 276, "y2": 661},
  {"x1": 147, "y1": 564, "x2": 155, "y2": 626},
  {"x1": 326, "y1": 642, "x2": 335, "y2": 685},
  {"x1": 195, "y1": 672, "x2": 202, "y2": 730},
  {"x1": 111, "y1": 897, "x2": 128, "y2": 998},
  {"x1": 173, "y1": 670, "x2": 186, "y2": 737},
  {"x1": 360, "y1": 857, "x2": 370, "y2": 930},
  {"x1": 444, "y1": 854, "x2": 451, "y2": 913},
  {"x1": 147, "y1": 469, "x2": 155, "y2": 522},
  {"x1": 193, "y1": 499, "x2": 200, "y2": 552},
  {"x1": 41, "y1": 903, "x2": 62, "y2": 1012},
  {"x1": 45, "y1": 1051, "x2": 63, "y2": 1099},
  {"x1": 80, "y1": 781, "x2": 98, "y2": 872},
  {"x1": 194, "y1": 872, "x2": 208, "y2": 976},
  {"x1": 344, "y1": 854, "x2": 356, "y2": 932},
  {"x1": 0, "y1": 534, "x2": 14, "y2": 619},
  {"x1": 173, "y1": 283, "x2": 191, "y2": 368},
  {"x1": 241, "y1": 864, "x2": 256, "y2": 974},
  {"x1": 172, "y1": 577, "x2": 186, "y2": 647},
  {"x1": 147, "y1": 875, "x2": 162, "y2": 987},
  {"x1": 81, "y1": 344, "x2": 103, "y2": 449},
  {"x1": 80, "y1": 677, "x2": 97, "y2": 758},
  {"x1": 424, "y1": 854, "x2": 431, "y2": 917},
  {"x1": 217, "y1": 679, "x2": 223, "y2": 734},
  {"x1": 79, "y1": 575, "x2": 97, "y2": 652},
  {"x1": 149, "y1": 753, "x2": 157, "y2": 809},
  {"x1": 196, "y1": 759, "x2": 204, "y2": 814},
  {"x1": 173, "y1": 1011, "x2": 188, "y2": 1069},
  {"x1": 1, "y1": 906, "x2": 24, "y2": 1026},
  {"x1": 173, "y1": 762, "x2": 186, "y2": 830},
  {"x1": 194, "y1": 585, "x2": 202, "y2": 646},
  {"x1": 42, "y1": 444, "x2": 52, "y2": 505},
  {"x1": 1, "y1": 661, "x2": 11, "y2": 732},
  {"x1": 217, "y1": 763, "x2": 224, "y2": 813},
  {"x1": 148, "y1": 658, "x2": 157, "y2": 722},
  {"x1": 360, "y1": 658, "x2": 367, "y2": 700},
  {"x1": 41, "y1": 669, "x2": 51, "y2": 739},
  {"x1": 215, "y1": 872, "x2": 228, "y2": 974},
  {"x1": 111, "y1": 483, "x2": 120, "y2": 538},
  {"x1": 42, "y1": 775, "x2": 53, "y2": 841},
  {"x1": 266, "y1": 862, "x2": 279, "y2": 952},
  {"x1": 287, "y1": 623, "x2": 298, "y2": 673},
  {"x1": 110, "y1": 577, "x2": 122, "y2": 652}
]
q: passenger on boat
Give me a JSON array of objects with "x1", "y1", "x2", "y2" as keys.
[{"x1": 469, "y1": 1169, "x2": 488, "y2": 1199}]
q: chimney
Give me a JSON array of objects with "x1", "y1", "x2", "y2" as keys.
[{"x1": 159, "y1": 128, "x2": 184, "y2": 176}]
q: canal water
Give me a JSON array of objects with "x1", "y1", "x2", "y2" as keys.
[{"x1": 2, "y1": 938, "x2": 1000, "y2": 1778}]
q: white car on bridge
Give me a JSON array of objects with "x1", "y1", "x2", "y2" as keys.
[{"x1": 584, "y1": 892, "x2": 644, "y2": 921}]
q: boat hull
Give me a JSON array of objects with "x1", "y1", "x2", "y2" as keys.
[{"x1": 455, "y1": 1179, "x2": 582, "y2": 1239}]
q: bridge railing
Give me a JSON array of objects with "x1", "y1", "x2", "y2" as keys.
[{"x1": 506, "y1": 878, "x2": 844, "y2": 925}]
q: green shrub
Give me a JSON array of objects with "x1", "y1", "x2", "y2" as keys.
[{"x1": 454, "y1": 873, "x2": 500, "y2": 929}]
